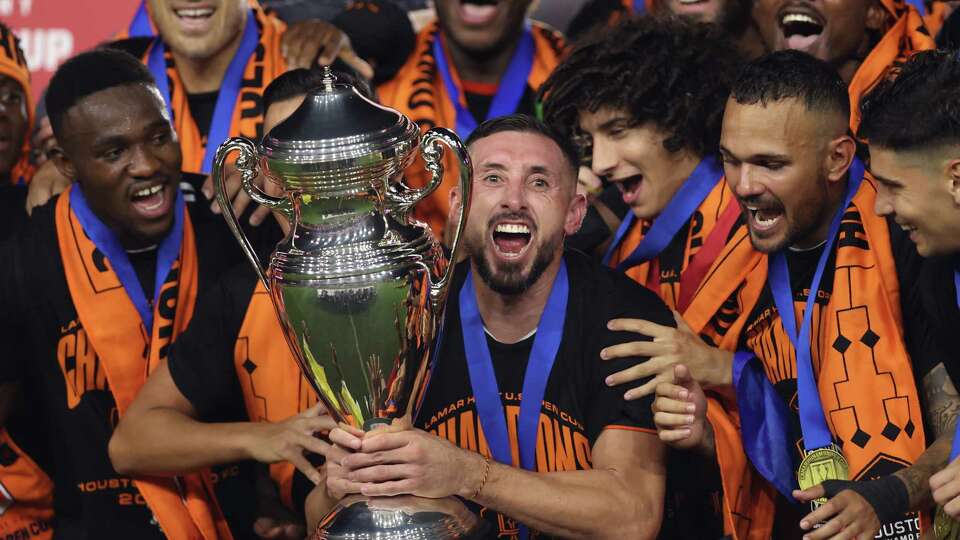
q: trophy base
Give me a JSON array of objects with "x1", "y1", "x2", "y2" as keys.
[{"x1": 313, "y1": 494, "x2": 490, "y2": 540}]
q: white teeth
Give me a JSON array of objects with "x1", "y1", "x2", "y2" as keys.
[
  {"x1": 175, "y1": 8, "x2": 214, "y2": 17},
  {"x1": 133, "y1": 184, "x2": 164, "y2": 198},
  {"x1": 781, "y1": 13, "x2": 819, "y2": 26},
  {"x1": 495, "y1": 223, "x2": 530, "y2": 234}
]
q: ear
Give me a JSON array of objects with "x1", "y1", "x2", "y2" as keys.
[
  {"x1": 824, "y1": 135, "x2": 857, "y2": 184},
  {"x1": 947, "y1": 159, "x2": 960, "y2": 208},
  {"x1": 865, "y1": 0, "x2": 889, "y2": 31},
  {"x1": 50, "y1": 145, "x2": 76, "y2": 182},
  {"x1": 564, "y1": 193, "x2": 588, "y2": 236}
]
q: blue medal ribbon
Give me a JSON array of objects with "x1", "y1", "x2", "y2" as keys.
[
  {"x1": 128, "y1": 1, "x2": 153, "y2": 37},
  {"x1": 433, "y1": 25, "x2": 535, "y2": 140},
  {"x1": 147, "y1": 10, "x2": 259, "y2": 174},
  {"x1": 460, "y1": 261, "x2": 569, "y2": 540},
  {"x1": 633, "y1": 0, "x2": 647, "y2": 14},
  {"x1": 733, "y1": 159, "x2": 864, "y2": 500},
  {"x1": 69, "y1": 184, "x2": 185, "y2": 331},
  {"x1": 768, "y1": 158, "x2": 865, "y2": 452},
  {"x1": 601, "y1": 155, "x2": 722, "y2": 271},
  {"x1": 906, "y1": 0, "x2": 926, "y2": 16}
]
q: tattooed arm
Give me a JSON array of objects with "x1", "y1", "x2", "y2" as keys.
[{"x1": 893, "y1": 363, "x2": 960, "y2": 510}]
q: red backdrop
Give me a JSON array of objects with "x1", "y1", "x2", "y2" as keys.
[{"x1": 3, "y1": 0, "x2": 140, "y2": 99}]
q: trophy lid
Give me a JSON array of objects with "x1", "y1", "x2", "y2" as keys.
[{"x1": 260, "y1": 67, "x2": 419, "y2": 169}]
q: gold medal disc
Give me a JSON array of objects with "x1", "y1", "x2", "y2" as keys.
[
  {"x1": 797, "y1": 447, "x2": 849, "y2": 505},
  {"x1": 935, "y1": 507, "x2": 960, "y2": 540}
]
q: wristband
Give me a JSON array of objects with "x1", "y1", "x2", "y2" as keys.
[{"x1": 820, "y1": 475, "x2": 909, "y2": 526}]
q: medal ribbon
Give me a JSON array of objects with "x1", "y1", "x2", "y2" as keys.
[
  {"x1": 128, "y1": 1, "x2": 153, "y2": 37},
  {"x1": 433, "y1": 25, "x2": 535, "y2": 140},
  {"x1": 69, "y1": 184, "x2": 184, "y2": 331},
  {"x1": 147, "y1": 10, "x2": 259, "y2": 174},
  {"x1": 633, "y1": 0, "x2": 647, "y2": 13},
  {"x1": 460, "y1": 262, "x2": 568, "y2": 540},
  {"x1": 602, "y1": 156, "x2": 723, "y2": 272},
  {"x1": 768, "y1": 158, "x2": 865, "y2": 452}
]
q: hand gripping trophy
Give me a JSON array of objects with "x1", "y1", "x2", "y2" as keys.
[{"x1": 213, "y1": 68, "x2": 486, "y2": 539}]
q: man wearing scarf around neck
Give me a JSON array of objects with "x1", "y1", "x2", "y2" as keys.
[
  {"x1": 751, "y1": 0, "x2": 934, "y2": 130},
  {"x1": 653, "y1": 50, "x2": 960, "y2": 540},
  {"x1": 539, "y1": 16, "x2": 770, "y2": 539},
  {"x1": 0, "y1": 48, "x2": 275, "y2": 539},
  {"x1": 857, "y1": 49, "x2": 960, "y2": 539},
  {"x1": 377, "y1": 0, "x2": 565, "y2": 240}
]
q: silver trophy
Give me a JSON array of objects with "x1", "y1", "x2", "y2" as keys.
[{"x1": 212, "y1": 68, "x2": 485, "y2": 539}]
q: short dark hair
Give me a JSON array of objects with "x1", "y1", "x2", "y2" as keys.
[
  {"x1": 539, "y1": 16, "x2": 742, "y2": 157},
  {"x1": 46, "y1": 48, "x2": 155, "y2": 139},
  {"x1": 730, "y1": 50, "x2": 849, "y2": 118},
  {"x1": 859, "y1": 50, "x2": 960, "y2": 151},
  {"x1": 262, "y1": 67, "x2": 374, "y2": 112},
  {"x1": 465, "y1": 114, "x2": 580, "y2": 177}
]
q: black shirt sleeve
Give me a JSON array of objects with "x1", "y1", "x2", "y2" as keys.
[
  {"x1": 584, "y1": 261, "x2": 676, "y2": 443},
  {"x1": 0, "y1": 222, "x2": 32, "y2": 384},
  {"x1": 889, "y1": 218, "x2": 953, "y2": 382},
  {"x1": 167, "y1": 265, "x2": 253, "y2": 421}
]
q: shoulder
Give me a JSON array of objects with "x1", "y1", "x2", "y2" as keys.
[{"x1": 564, "y1": 250, "x2": 673, "y2": 328}]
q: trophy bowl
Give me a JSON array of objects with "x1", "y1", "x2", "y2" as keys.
[{"x1": 212, "y1": 68, "x2": 485, "y2": 539}]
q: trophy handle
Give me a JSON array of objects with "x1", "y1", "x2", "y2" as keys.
[
  {"x1": 213, "y1": 137, "x2": 288, "y2": 290},
  {"x1": 419, "y1": 128, "x2": 472, "y2": 308}
]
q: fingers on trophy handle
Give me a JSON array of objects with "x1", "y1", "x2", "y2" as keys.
[
  {"x1": 420, "y1": 128, "x2": 473, "y2": 309},
  {"x1": 213, "y1": 137, "x2": 273, "y2": 291}
]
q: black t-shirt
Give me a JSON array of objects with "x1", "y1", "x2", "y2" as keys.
[
  {"x1": 416, "y1": 250, "x2": 672, "y2": 538},
  {"x1": 736, "y1": 217, "x2": 951, "y2": 539},
  {"x1": 0, "y1": 190, "x2": 275, "y2": 539},
  {"x1": 187, "y1": 91, "x2": 219, "y2": 141}
]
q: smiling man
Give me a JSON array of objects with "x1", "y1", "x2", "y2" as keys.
[
  {"x1": 0, "y1": 48, "x2": 269, "y2": 539},
  {"x1": 857, "y1": 49, "x2": 960, "y2": 526},
  {"x1": 307, "y1": 115, "x2": 671, "y2": 539},
  {"x1": 653, "y1": 50, "x2": 960, "y2": 540},
  {"x1": 378, "y1": 0, "x2": 564, "y2": 239},
  {"x1": 752, "y1": 0, "x2": 933, "y2": 128}
]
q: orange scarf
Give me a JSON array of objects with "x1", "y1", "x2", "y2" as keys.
[
  {"x1": 235, "y1": 281, "x2": 317, "y2": 511},
  {"x1": 848, "y1": 0, "x2": 934, "y2": 130},
  {"x1": 377, "y1": 21, "x2": 564, "y2": 239},
  {"x1": 141, "y1": 6, "x2": 288, "y2": 174},
  {"x1": 0, "y1": 24, "x2": 33, "y2": 185},
  {"x1": 924, "y1": 1, "x2": 951, "y2": 37},
  {"x1": 0, "y1": 429, "x2": 54, "y2": 540},
  {"x1": 609, "y1": 178, "x2": 771, "y2": 539},
  {"x1": 704, "y1": 178, "x2": 928, "y2": 538},
  {"x1": 55, "y1": 187, "x2": 233, "y2": 540}
]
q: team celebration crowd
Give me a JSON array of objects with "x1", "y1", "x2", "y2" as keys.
[{"x1": 1, "y1": 0, "x2": 960, "y2": 538}]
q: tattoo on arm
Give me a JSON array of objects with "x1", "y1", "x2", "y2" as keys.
[
  {"x1": 893, "y1": 363, "x2": 960, "y2": 510},
  {"x1": 923, "y1": 363, "x2": 960, "y2": 439}
]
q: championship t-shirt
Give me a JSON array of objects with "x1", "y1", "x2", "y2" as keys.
[
  {"x1": 735, "y1": 219, "x2": 948, "y2": 540},
  {"x1": 416, "y1": 250, "x2": 672, "y2": 538},
  {"x1": 0, "y1": 188, "x2": 277, "y2": 539}
]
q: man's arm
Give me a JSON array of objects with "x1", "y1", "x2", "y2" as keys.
[
  {"x1": 328, "y1": 426, "x2": 666, "y2": 540},
  {"x1": 894, "y1": 362, "x2": 960, "y2": 509},
  {"x1": 108, "y1": 362, "x2": 335, "y2": 485}
]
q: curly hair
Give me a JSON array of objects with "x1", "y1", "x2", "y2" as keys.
[
  {"x1": 859, "y1": 49, "x2": 960, "y2": 151},
  {"x1": 539, "y1": 16, "x2": 742, "y2": 158}
]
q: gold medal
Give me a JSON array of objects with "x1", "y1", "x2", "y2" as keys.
[
  {"x1": 797, "y1": 447, "x2": 849, "y2": 505},
  {"x1": 935, "y1": 507, "x2": 960, "y2": 540}
]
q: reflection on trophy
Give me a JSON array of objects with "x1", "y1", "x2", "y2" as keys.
[{"x1": 212, "y1": 67, "x2": 486, "y2": 539}]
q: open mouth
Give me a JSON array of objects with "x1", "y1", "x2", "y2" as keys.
[
  {"x1": 612, "y1": 174, "x2": 643, "y2": 205},
  {"x1": 491, "y1": 221, "x2": 533, "y2": 258},
  {"x1": 779, "y1": 7, "x2": 825, "y2": 51},
  {"x1": 173, "y1": 5, "x2": 215, "y2": 33},
  {"x1": 459, "y1": 0, "x2": 500, "y2": 26},
  {"x1": 742, "y1": 200, "x2": 784, "y2": 233},
  {"x1": 130, "y1": 182, "x2": 173, "y2": 220}
]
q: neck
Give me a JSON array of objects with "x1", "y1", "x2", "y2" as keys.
[
  {"x1": 441, "y1": 27, "x2": 523, "y2": 85},
  {"x1": 169, "y1": 17, "x2": 246, "y2": 93},
  {"x1": 651, "y1": 151, "x2": 703, "y2": 220},
  {"x1": 791, "y1": 177, "x2": 847, "y2": 250},
  {"x1": 471, "y1": 256, "x2": 561, "y2": 343}
]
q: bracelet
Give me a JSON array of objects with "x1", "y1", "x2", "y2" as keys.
[{"x1": 471, "y1": 455, "x2": 491, "y2": 500}]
